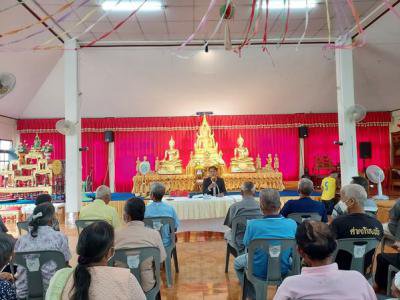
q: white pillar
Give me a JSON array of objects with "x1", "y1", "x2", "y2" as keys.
[
  {"x1": 108, "y1": 142, "x2": 115, "y2": 192},
  {"x1": 64, "y1": 39, "x2": 81, "y2": 222},
  {"x1": 335, "y1": 39, "x2": 358, "y2": 185}
]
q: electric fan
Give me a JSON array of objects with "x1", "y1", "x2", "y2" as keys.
[
  {"x1": 366, "y1": 165, "x2": 389, "y2": 200},
  {"x1": 55, "y1": 119, "x2": 77, "y2": 136},
  {"x1": 0, "y1": 73, "x2": 16, "y2": 99},
  {"x1": 347, "y1": 104, "x2": 366, "y2": 122}
]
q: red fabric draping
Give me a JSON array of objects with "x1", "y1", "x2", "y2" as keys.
[{"x1": 17, "y1": 112, "x2": 391, "y2": 192}]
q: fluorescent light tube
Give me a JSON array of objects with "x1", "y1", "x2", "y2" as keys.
[
  {"x1": 101, "y1": 1, "x2": 162, "y2": 11},
  {"x1": 263, "y1": 0, "x2": 317, "y2": 10}
]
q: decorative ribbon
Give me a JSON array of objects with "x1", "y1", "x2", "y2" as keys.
[
  {"x1": 234, "y1": 0, "x2": 257, "y2": 55},
  {"x1": 280, "y1": 0, "x2": 290, "y2": 44},
  {"x1": 0, "y1": 1, "x2": 75, "y2": 38},
  {"x1": 0, "y1": 1, "x2": 26, "y2": 14},
  {"x1": 206, "y1": 0, "x2": 232, "y2": 46},
  {"x1": 296, "y1": 0, "x2": 309, "y2": 49},
  {"x1": 262, "y1": 0, "x2": 270, "y2": 51},
  {"x1": 81, "y1": 0, "x2": 147, "y2": 48},
  {"x1": 178, "y1": 0, "x2": 219, "y2": 50},
  {"x1": 381, "y1": 0, "x2": 400, "y2": 19},
  {"x1": 325, "y1": 0, "x2": 332, "y2": 45},
  {"x1": 0, "y1": 0, "x2": 90, "y2": 48}
]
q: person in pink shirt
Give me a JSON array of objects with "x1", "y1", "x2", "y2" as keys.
[{"x1": 274, "y1": 221, "x2": 377, "y2": 300}]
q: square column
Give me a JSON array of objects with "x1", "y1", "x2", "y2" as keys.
[
  {"x1": 335, "y1": 39, "x2": 358, "y2": 185},
  {"x1": 64, "y1": 39, "x2": 82, "y2": 221}
]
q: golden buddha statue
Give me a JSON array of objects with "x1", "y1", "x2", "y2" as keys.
[
  {"x1": 274, "y1": 154, "x2": 280, "y2": 171},
  {"x1": 256, "y1": 154, "x2": 262, "y2": 170},
  {"x1": 158, "y1": 136, "x2": 183, "y2": 175},
  {"x1": 230, "y1": 134, "x2": 256, "y2": 173},
  {"x1": 187, "y1": 115, "x2": 225, "y2": 172}
]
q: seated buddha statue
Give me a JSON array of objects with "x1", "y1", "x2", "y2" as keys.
[
  {"x1": 158, "y1": 136, "x2": 183, "y2": 175},
  {"x1": 230, "y1": 134, "x2": 256, "y2": 173}
]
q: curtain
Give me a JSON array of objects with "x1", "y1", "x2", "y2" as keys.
[{"x1": 17, "y1": 112, "x2": 391, "y2": 192}]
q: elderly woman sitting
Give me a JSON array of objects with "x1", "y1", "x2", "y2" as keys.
[
  {"x1": 0, "y1": 233, "x2": 16, "y2": 300},
  {"x1": 274, "y1": 221, "x2": 376, "y2": 300},
  {"x1": 14, "y1": 202, "x2": 71, "y2": 299}
]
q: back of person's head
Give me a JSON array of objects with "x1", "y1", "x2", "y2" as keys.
[
  {"x1": 340, "y1": 184, "x2": 367, "y2": 207},
  {"x1": 72, "y1": 221, "x2": 114, "y2": 300},
  {"x1": 259, "y1": 188, "x2": 281, "y2": 213},
  {"x1": 29, "y1": 202, "x2": 55, "y2": 238},
  {"x1": 95, "y1": 185, "x2": 111, "y2": 203},
  {"x1": 241, "y1": 181, "x2": 256, "y2": 197},
  {"x1": 124, "y1": 197, "x2": 145, "y2": 222},
  {"x1": 150, "y1": 182, "x2": 165, "y2": 202},
  {"x1": 296, "y1": 221, "x2": 337, "y2": 261},
  {"x1": 298, "y1": 178, "x2": 314, "y2": 196},
  {"x1": 35, "y1": 193, "x2": 52, "y2": 206},
  {"x1": 351, "y1": 176, "x2": 369, "y2": 195},
  {"x1": 0, "y1": 233, "x2": 15, "y2": 269}
]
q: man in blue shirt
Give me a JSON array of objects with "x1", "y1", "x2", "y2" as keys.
[
  {"x1": 234, "y1": 189, "x2": 297, "y2": 287},
  {"x1": 280, "y1": 178, "x2": 328, "y2": 222},
  {"x1": 145, "y1": 182, "x2": 180, "y2": 247}
]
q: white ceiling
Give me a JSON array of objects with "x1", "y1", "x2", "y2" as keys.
[{"x1": 0, "y1": 0, "x2": 399, "y2": 118}]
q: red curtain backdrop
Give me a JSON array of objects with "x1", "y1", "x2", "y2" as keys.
[{"x1": 17, "y1": 112, "x2": 391, "y2": 192}]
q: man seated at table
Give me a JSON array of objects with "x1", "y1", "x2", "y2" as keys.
[
  {"x1": 145, "y1": 182, "x2": 180, "y2": 248},
  {"x1": 330, "y1": 184, "x2": 383, "y2": 271},
  {"x1": 234, "y1": 189, "x2": 297, "y2": 295},
  {"x1": 280, "y1": 178, "x2": 328, "y2": 222},
  {"x1": 79, "y1": 185, "x2": 121, "y2": 228},
  {"x1": 202, "y1": 166, "x2": 227, "y2": 197},
  {"x1": 115, "y1": 197, "x2": 166, "y2": 293},
  {"x1": 223, "y1": 181, "x2": 261, "y2": 252}
]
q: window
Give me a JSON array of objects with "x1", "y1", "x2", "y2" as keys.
[{"x1": 0, "y1": 140, "x2": 12, "y2": 170}]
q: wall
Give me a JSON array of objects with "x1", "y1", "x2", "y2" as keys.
[{"x1": 0, "y1": 116, "x2": 18, "y2": 146}]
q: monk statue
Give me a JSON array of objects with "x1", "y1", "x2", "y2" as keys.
[
  {"x1": 274, "y1": 154, "x2": 280, "y2": 171},
  {"x1": 230, "y1": 134, "x2": 256, "y2": 173},
  {"x1": 158, "y1": 136, "x2": 183, "y2": 174},
  {"x1": 265, "y1": 153, "x2": 273, "y2": 172},
  {"x1": 135, "y1": 157, "x2": 141, "y2": 173},
  {"x1": 155, "y1": 156, "x2": 160, "y2": 172},
  {"x1": 256, "y1": 154, "x2": 262, "y2": 170}
]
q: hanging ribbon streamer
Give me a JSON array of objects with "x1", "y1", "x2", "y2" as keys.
[
  {"x1": 324, "y1": 0, "x2": 332, "y2": 45},
  {"x1": 0, "y1": 1, "x2": 76, "y2": 38},
  {"x1": 81, "y1": 0, "x2": 147, "y2": 48},
  {"x1": 206, "y1": 0, "x2": 232, "y2": 50},
  {"x1": 178, "y1": 0, "x2": 219, "y2": 50},
  {"x1": 296, "y1": 0, "x2": 309, "y2": 49},
  {"x1": 0, "y1": 1, "x2": 26, "y2": 14},
  {"x1": 280, "y1": 0, "x2": 290, "y2": 44},
  {"x1": 35, "y1": 5, "x2": 100, "y2": 49},
  {"x1": 0, "y1": 0, "x2": 90, "y2": 48},
  {"x1": 381, "y1": 0, "x2": 400, "y2": 19},
  {"x1": 234, "y1": 0, "x2": 257, "y2": 55},
  {"x1": 250, "y1": 0, "x2": 263, "y2": 40}
]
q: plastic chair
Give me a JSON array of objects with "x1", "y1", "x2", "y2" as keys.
[
  {"x1": 334, "y1": 238, "x2": 379, "y2": 278},
  {"x1": 144, "y1": 217, "x2": 178, "y2": 288},
  {"x1": 287, "y1": 212, "x2": 322, "y2": 224},
  {"x1": 381, "y1": 223, "x2": 400, "y2": 253},
  {"x1": 225, "y1": 212, "x2": 263, "y2": 273},
  {"x1": 17, "y1": 221, "x2": 30, "y2": 235},
  {"x1": 109, "y1": 247, "x2": 161, "y2": 300},
  {"x1": 75, "y1": 219, "x2": 100, "y2": 235},
  {"x1": 386, "y1": 264, "x2": 400, "y2": 296},
  {"x1": 12, "y1": 250, "x2": 67, "y2": 300},
  {"x1": 243, "y1": 238, "x2": 300, "y2": 300}
]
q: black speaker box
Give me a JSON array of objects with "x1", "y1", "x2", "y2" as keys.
[
  {"x1": 104, "y1": 131, "x2": 114, "y2": 143},
  {"x1": 359, "y1": 142, "x2": 372, "y2": 159},
  {"x1": 299, "y1": 126, "x2": 308, "y2": 138}
]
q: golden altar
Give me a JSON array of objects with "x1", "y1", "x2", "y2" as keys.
[{"x1": 132, "y1": 116, "x2": 285, "y2": 195}]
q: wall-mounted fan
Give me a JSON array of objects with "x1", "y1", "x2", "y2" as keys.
[
  {"x1": 55, "y1": 119, "x2": 77, "y2": 136},
  {"x1": 0, "y1": 73, "x2": 16, "y2": 99},
  {"x1": 347, "y1": 104, "x2": 367, "y2": 122}
]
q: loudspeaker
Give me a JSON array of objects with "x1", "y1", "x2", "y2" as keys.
[
  {"x1": 359, "y1": 142, "x2": 372, "y2": 159},
  {"x1": 104, "y1": 131, "x2": 114, "y2": 143},
  {"x1": 299, "y1": 126, "x2": 308, "y2": 138}
]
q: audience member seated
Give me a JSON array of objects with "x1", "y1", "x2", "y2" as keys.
[
  {"x1": 383, "y1": 198, "x2": 400, "y2": 236},
  {"x1": 0, "y1": 216, "x2": 8, "y2": 233},
  {"x1": 374, "y1": 241, "x2": 400, "y2": 293},
  {"x1": 280, "y1": 178, "x2": 327, "y2": 222},
  {"x1": 389, "y1": 272, "x2": 400, "y2": 299},
  {"x1": 145, "y1": 182, "x2": 180, "y2": 248},
  {"x1": 332, "y1": 176, "x2": 378, "y2": 218},
  {"x1": 47, "y1": 221, "x2": 145, "y2": 300},
  {"x1": 330, "y1": 184, "x2": 383, "y2": 271},
  {"x1": 274, "y1": 221, "x2": 376, "y2": 300},
  {"x1": 223, "y1": 181, "x2": 261, "y2": 252},
  {"x1": 115, "y1": 197, "x2": 166, "y2": 293},
  {"x1": 0, "y1": 233, "x2": 16, "y2": 300},
  {"x1": 320, "y1": 172, "x2": 338, "y2": 215},
  {"x1": 26, "y1": 194, "x2": 60, "y2": 231},
  {"x1": 202, "y1": 166, "x2": 227, "y2": 197},
  {"x1": 234, "y1": 189, "x2": 297, "y2": 291},
  {"x1": 14, "y1": 203, "x2": 71, "y2": 299},
  {"x1": 79, "y1": 185, "x2": 121, "y2": 228}
]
